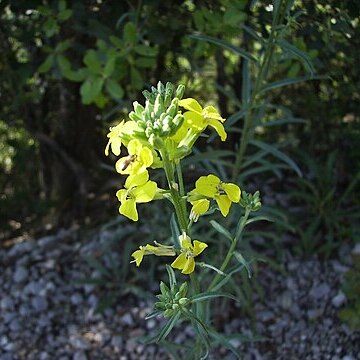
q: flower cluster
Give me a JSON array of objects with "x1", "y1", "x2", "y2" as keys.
[{"x1": 106, "y1": 82, "x2": 242, "y2": 274}]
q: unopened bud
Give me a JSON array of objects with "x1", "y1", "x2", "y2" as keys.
[
  {"x1": 133, "y1": 101, "x2": 144, "y2": 116},
  {"x1": 175, "y1": 84, "x2": 185, "y2": 99}
]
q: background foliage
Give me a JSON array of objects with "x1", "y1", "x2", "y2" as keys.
[{"x1": 1, "y1": 0, "x2": 359, "y2": 258}]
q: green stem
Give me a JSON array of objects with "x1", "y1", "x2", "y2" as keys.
[
  {"x1": 208, "y1": 208, "x2": 251, "y2": 291},
  {"x1": 231, "y1": 0, "x2": 287, "y2": 182},
  {"x1": 160, "y1": 149, "x2": 188, "y2": 232}
]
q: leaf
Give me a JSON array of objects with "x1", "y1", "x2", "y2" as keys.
[
  {"x1": 123, "y1": 22, "x2": 137, "y2": 44},
  {"x1": 242, "y1": 58, "x2": 251, "y2": 104},
  {"x1": 261, "y1": 75, "x2": 327, "y2": 93},
  {"x1": 136, "y1": 57, "x2": 156, "y2": 68},
  {"x1": 58, "y1": 9, "x2": 72, "y2": 21},
  {"x1": 197, "y1": 262, "x2": 226, "y2": 276},
  {"x1": 157, "y1": 311, "x2": 181, "y2": 343},
  {"x1": 103, "y1": 56, "x2": 116, "y2": 77},
  {"x1": 226, "y1": 108, "x2": 247, "y2": 127},
  {"x1": 105, "y1": 78, "x2": 124, "y2": 99},
  {"x1": 209, "y1": 328, "x2": 242, "y2": 358},
  {"x1": 134, "y1": 45, "x2": 158, "y2": 57},
  {"x1": 80, "y1": 76, "x2": 104, "y2": 104},
  {"x1": 249, "y1": 140, "x2": 302, "y2": 177},
  {"x1": 191, "y1": 292, "x2": 238, "y2": 303},
  {"x1": 278, "y1": 39, "x2": 315, "y2": 75},
  {"x1": 83, "y1": 49, "x2": 102, "y2": 74},
  {"x1": 262, "y1": 117, "x2": 306, "y2": 127},
  {"x1": 234, "y1": 252, "x2": 251, "y2": 278},
  {"x1": 189, "y1": 34, "x2": 257, "y2": 63},
  {"x1": 145, "y1": 310, "x2": 162, "y2": 320},
  {"x1": 170, "y1": 213, "x2": 180, "y2": 249},
  {"x1": 55, "y1": 39, "x2": 72, "y2": 52},
  {"x1": 240, "y1": 24, "x2": 263, "y2": 43},
  {"x1": 245, "y1": 215, "x2": 275, "y2": 225},
  {"x1": 57, "y1": 55, "x2": 71, "y2": 73},
  {"x1": 38, "y1": 54, "x2": 54, "y2": 73},
  {"x1": 166, "y1": 265, "x2": 177, "y2": 293},
  {"x1": 210, "y1": 220, "x2": 233, "y2": 242}
]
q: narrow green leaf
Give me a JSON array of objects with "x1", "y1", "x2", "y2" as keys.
[
  {"x1": 278, "y1": 39, "x2": 315, "y2": 75},
  {"x1": 210, "y1": 220, "x2": 233, "y2": 242},
  {"x1": 234, "y1": 252, "x2": 251, "y2": 278},
  {"x1": 197, "y1": 262, "x2": 226, "y2": 276},
  {"x1": 209, "y1": 328, "x2": 242, "y2": 358},
  {"x1": 134, "y1": 45, "x2": 158, "y2": 57},
  {"x1": 261, "y1": 75, "x2": 326, "y2": 93},
  {"x1": 189, "y1": 34, "x2": 257, "y2": 63},
  {"x1": 245, "y1": 215, "x2": 275, "y2": 225},
  {"x1": 262, "y1": 117, "x2": 306, "y2": 127},
  {"x1": 191, "y1": 292, "x2": 238, "y2": 303},
  {"x1": 166, "y1": 265, "x2": 177, "y2": 292},
  {"x1": 249, "y1": 140, "x2": 302, "y2": 177},
  {"x1": 170, "y1": 214, "x2": 180, "y2": 249},
  {"x1": 157, "y1": 311, "x2": 181, "y2": 343},
  {"x1": 242, "y1": 58, "x2": 251, "y2": 104},
  {"x1": 145, "y1": 310, "x2": 162, "y2": 320}
]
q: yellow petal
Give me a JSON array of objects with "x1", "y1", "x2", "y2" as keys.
[
  {"x1": 131, "y1": 248, "x2": 145, "y2": 266},
  {"x1": 171, "y1": 253, "x2": 187, "y2": 270},
  {"x1": 195, "y1": 174, "x2": 220, "y2": 197},
  {"x1": 125, "y1": 171, "x2": 149, "y2": 189},
  {"x1": 119, "y1": 198, "x2": 138, "y2": 221},
  {"x1": 139, "y1": 146, "x2": 153, "y2": 168},
  {"x1": 203, "y1": 106, "x2": 225, "y2": 122},
  {"x1": 182, "y1": 257, "x2": 195, "y2": 274},
  {"x1": 116, "y1": 189, "x2": 127, "y2": 202},
  {"x1": 109, "y1": 137, "x2": 121, "y2": 156},
  {"x1": 208, "y1": 119, "x2": 227, "y2": 141},
  {"x1": 105, "y1": 140, "x2": 111, "y2": 156},
  {"x1": 127, "y1": 139, "x2": 142, "y2": 155},
  {"x1": 179, "y1": 98, "x2": 203, "y2": 113},
  {"x1": 216, "y1": 194, "x2": 231, "y2": 217},
  {"x1": 223, "y1": 183, "x2": 241, "y2": 203},
  {"x1": 184, "y1": 111, "x2": 205, "y2": 131},
  {"x1": 191, "y1": 199, "x2": 210, "y2": 215},
  {"x1": 193, "y1": 240, "x2": 208, "y2": 256},
  {"x1": 133, "y1": 180, "x2": 157, "y2": 203}
]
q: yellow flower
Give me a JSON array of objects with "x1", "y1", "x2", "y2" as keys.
[
  {"x1": 131, "y1": 242, "x2": 176, "y2": 266},
  {"x1": 171, "y1": 233, "x2": 208, "y2": 274},
  {"x1": 115, "y1": 139, "x2": 153, "y2": 175},
  {"x1": 116, "y1": 171, "x2": 157, "y2": 221},
  {"x1": 178, "y1": 98, "x2": 227, "y2": 141},
  {"x1": 105, "y1": 120, "x2": 139, "y2": 156},
  {"x1": 189, "y1": 199, "x2": 210, "y2": 222},
  {"x1": 190, "y1": 174, "x2": 241, "y2": 217}
]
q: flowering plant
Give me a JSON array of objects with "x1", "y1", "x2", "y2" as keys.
[{"x1": 106, "y1": 82, "x2": 261, "y2": 358}]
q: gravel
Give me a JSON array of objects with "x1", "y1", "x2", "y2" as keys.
[{"x1": 0, "y1": 228, "x2": 359, "y2": 360}]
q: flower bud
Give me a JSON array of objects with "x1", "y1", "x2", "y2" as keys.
[
  {"x1": 133, "y1": 101, "x2": 144, "y2": 116},
  {"x1": 163, "y1": 309, "x2": 174, "y2": 318},
  {"x1": 175, "y1": 84, "x2": 185, "y2": 99},
  {"x1": 178, "y1": 297, "x2": 189, "y2": 306}
]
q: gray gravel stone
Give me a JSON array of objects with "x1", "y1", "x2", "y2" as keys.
[
  {"x1": 332, "y1": 292, "x2": 346, "y2": 308},
  {"x1": 0, "y1": 296, "x2": 15, "y2": 311},
  {"x1": 73, "y1": 351, "x2": 88, "y2": 360},
  {"x1": 310, "y1": 283, "x2": 331, "y2": 299},
  {"x1": 13, "y1": 266, "x2": 28, "y2": 283},
  {"x1": 31, "y1": 296, "x2": 48, "y2": 312},
  {"x1": 70, "y1": 293, "x2": 84, "y2": 305}
]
